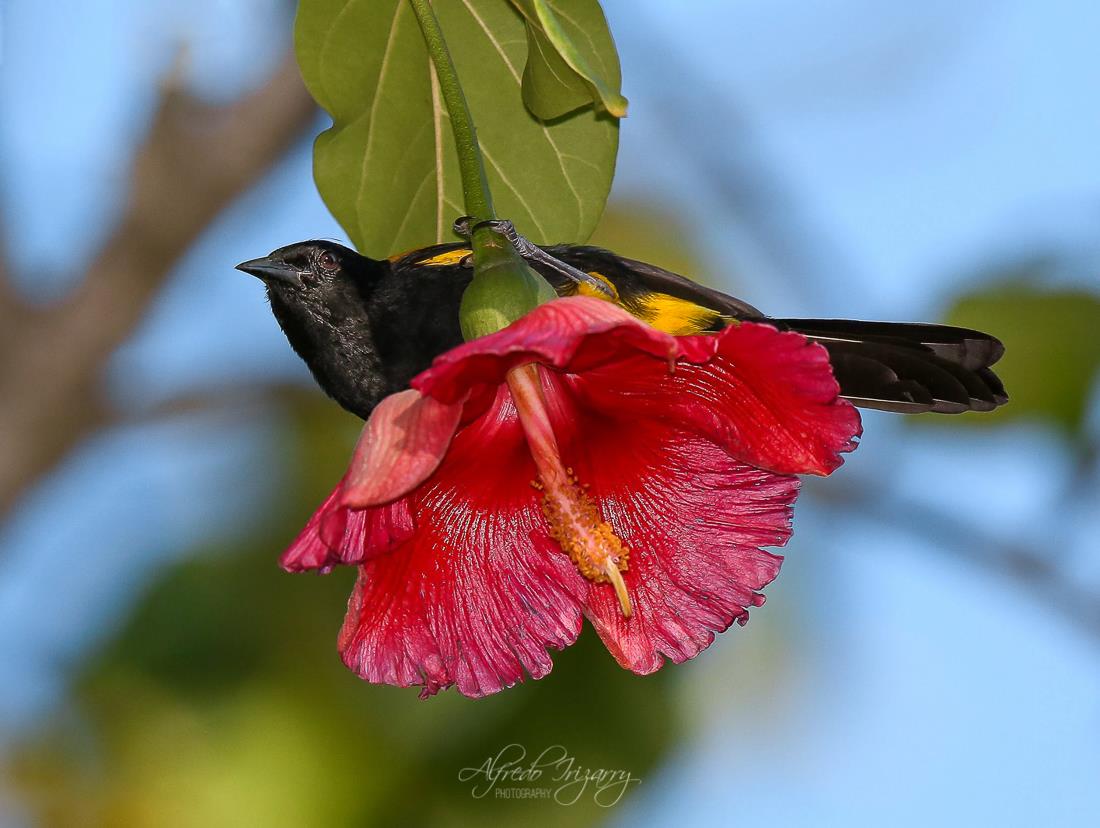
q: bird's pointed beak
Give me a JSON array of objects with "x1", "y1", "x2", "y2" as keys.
[{"x1": 235, "y1": 256, "x2": 302, "y2": 287}]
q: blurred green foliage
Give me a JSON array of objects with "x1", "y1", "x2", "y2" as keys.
[{"x1": 945, "y1": 277, "x2": 1100, "y2": 435}]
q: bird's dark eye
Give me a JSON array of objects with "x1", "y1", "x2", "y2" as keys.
[{"x1": 317, "y1": 250, "x2": 339, "y2": 273}]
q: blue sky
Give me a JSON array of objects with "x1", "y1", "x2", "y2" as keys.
[{"x1": 1, "y1": 1, "x2": 1098, "y2": 825}]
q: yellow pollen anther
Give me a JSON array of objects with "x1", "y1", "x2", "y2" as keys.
[{"x1": 540, "y1": 470, "x2": 633, "y2": 618}]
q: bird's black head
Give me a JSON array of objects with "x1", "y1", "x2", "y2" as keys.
[
  {"x1": 236, "y1": 240, "x2": 391, "y2": 418},
  {"x1": 236, "y1": 239, "x2": 366, "y2": 302}
]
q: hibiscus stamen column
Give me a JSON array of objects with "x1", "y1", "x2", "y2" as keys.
[{"x1": 506, "y1": 363, "x2": 633, "y2": 618}]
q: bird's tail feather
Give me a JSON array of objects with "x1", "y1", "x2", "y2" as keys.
[{"x1": 770, "y1": 319, "x2": 1008, "y2": 414}]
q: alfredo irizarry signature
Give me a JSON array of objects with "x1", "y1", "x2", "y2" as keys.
[{"x1": 458, "y1": 743, "x2": 642, "y2": 807}]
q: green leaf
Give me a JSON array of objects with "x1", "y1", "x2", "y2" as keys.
[
  {"x1": 945, "y1": 287, "x2": 1100, "y2": 433},
  {"x1": 295, "y1": 0, "x2": 619, "y2": 258},
  {"x1": 514, "y1": 0, "x2": 628, "y2": 120}
]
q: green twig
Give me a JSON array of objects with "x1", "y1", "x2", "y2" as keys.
[
  {"x1": 407, "y1": 0, "x2": 494, "y2": 223},
  {"x1": 408, "y1": 0, "x2": 555, "y2": 339}
]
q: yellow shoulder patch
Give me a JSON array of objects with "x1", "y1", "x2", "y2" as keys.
[
  {"x1": 389, "y1": 247, "x2": 472, "y2": 267},
  {"x1": 576, "y1": 271, "x2": 620, "y2": 301},
  {"x1": 633, "y1": 293, "x2": 724, "y2": 336},
  {"x1": 418, "y1": 247, "x2": 472, "y2": 267},
  {"x1": 564, "y1": 271, "x2": 723, "y2": 335}
]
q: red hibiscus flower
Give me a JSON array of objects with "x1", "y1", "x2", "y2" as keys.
[{"x1": 282, "y1": 297, "x2": 861, "y2": 698}]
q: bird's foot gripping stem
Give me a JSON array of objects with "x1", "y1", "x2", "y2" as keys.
[{"x1": 453, "y1": 217, "x2": 615, "y2": 300}]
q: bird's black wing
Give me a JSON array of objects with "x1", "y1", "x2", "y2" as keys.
[{"x1": 766, "y1": 318, "x2": 1007, "y2": 413}]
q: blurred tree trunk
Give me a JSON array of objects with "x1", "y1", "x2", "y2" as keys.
[{"x1": 0, "y1": 50, "x2": 316, "y2": 522}]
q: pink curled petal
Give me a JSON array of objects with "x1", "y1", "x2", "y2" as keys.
[
  {"x1": 342, "y1": 388, "x2": 465, "y2": 508},
  {"x1": 280, "y1": 484, "x2": 344, "y2": 573},
  {"x1": 279, "y1": 477, "x2": 415, "y2": 573},
  {"x1": 565, "y1": 322, "x2": 861, "y2": 477}
]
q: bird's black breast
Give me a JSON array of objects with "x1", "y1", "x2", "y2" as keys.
[
  {"x1": 367, "y1": 259, "x2": 471, "y2": 400},
  {"x1": 267, "y1": 284, "x2": 389, "y2": 419}
]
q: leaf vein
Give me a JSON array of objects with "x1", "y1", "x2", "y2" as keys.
[
  {"x1": 429, "y1": 58, "x2": 446, "y2": 242},
  {"x1": 482, "y1": 146, "x2": 549, "y2": 239},
  {"x1": 354, "y1": 1, "x2": 408, "y2": 243},
  {"x1": 390, "y1": 169, "x2": 435, "y2": 249},
  {"x1": 550, "y1": 3, "x2": 611, "y2": 80},
  {"x1": 460, "y1": 0, "x2": 523, "y2": 83},
  {"x1": 316, "y1": 0, "x2": 356, "y2": 112}
]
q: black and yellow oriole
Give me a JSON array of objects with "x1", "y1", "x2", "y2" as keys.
[{"x1": 236, "y1": 238, "x2": 1007, "y2": 420}]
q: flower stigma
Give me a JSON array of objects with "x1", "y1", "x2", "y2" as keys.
[{"x1": 507, "y1": 364, "x2": 633, "y2": 618}]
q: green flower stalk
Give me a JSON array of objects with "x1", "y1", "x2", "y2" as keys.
[{"x1": 407, "y1": 0, "x2": 556, "y2": 339}]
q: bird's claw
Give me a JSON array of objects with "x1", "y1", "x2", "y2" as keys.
[{"x1": 452, "y1": 217, "x2": 615, "y2": 300}]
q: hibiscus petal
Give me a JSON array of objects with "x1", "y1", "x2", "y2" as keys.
[
  {"x1": 279, "y1": 480, "x2": 415, "y2": 573},
  {"x1": 585, "y1": 443, "x2": 791, "y2": 672},
  {"x1": 563, "y1": 322, "x2": 861, "y2": 476},
  {"x1": 413, "y1": 297, "x2": 681, "y2": 405},
  {"x1": 674, "y1": 322, "x2": 862, "y2": 475},
  {"x1": 337, "y1": 388, "x2": 587, "y2": 697},
  {"x1": 549, "y1": 385, "x2": 795, "y2": 673},
  {"x1": 343, "y1": 389, "x2": 465, "y2": 507}
]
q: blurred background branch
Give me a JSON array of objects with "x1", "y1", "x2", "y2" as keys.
[
  {"x1": 822, "y1": 482, "x2": 1100, "y2": 643},
  {"x1": 121, "y1": 381, "x2": 315, "y2": 429},
  {"x1": 0, "y1": 50, "x2": 315, "y2": 522}
]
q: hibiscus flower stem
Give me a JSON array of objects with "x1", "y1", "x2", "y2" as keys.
[
  {"x1": 408, "y1": 0, "x2": 558, "y2": 340},
  {"x1": 407, "y1": 0, "x2": 494, "y2": 224}
]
